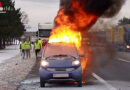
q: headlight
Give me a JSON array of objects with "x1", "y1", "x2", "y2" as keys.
[
  {"x1": 126, "y1": 45, "x2": 130, "y2": 49},
  {"x1": 72, "y1": 60, "x2": 80, "y2": 66},
  {"x1": 41, "y1": 60, "x2": 49, "y2": 67}
]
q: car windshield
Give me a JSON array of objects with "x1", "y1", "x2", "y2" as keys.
[{"x1": 44, "y1": 43, "x2": 78, "y2": 58}]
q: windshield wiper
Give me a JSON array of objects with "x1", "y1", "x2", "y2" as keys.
[
  {"x1": 53, "y1": 54, "x2": 68, "y2": 57},
  {"x1": 46, "y1": 55, "x2": 68, "y2": 59}
]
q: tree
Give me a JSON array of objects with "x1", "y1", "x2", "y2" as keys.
[
  {"x1": 118, "y1": 17, "x2": 130, "y2": 25},
  {"x1": 0, "y1": 0, "x2": 25, "y2": 49}
]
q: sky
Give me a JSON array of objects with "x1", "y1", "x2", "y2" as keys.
[
  {"x1": 15, "y1": 0, "x2": 59, "y2": 31},
  {"x1": 15, "y1": 0, "x2": 130, "y2": 31}
]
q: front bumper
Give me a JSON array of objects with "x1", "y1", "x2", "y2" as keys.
[{"x1": 39, "y1": 66, "x2": 82, "y2": 82}]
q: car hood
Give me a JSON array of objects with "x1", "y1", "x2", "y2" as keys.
[{"x1": 47, "y1": 57, "x2": 75, "y2": 68}]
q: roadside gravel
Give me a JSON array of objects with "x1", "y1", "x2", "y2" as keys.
[{"x1": 0, "y1": 53, "x2": 36, "y2": 90}]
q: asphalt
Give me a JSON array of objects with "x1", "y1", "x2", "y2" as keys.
[
  {"x1": 93, "y1": 50, "x2": 130, "y2": 90},
  {"x1": 18, "y1": 46, "x2": 130, "y2": 90},
  {"x1": 94, "y1": 58, "x2": 130, "y2": 81}
]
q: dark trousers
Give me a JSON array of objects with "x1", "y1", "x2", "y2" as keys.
[
  {"x1": 35, "y1": 49, "x2": 40, "y2": 57},
  {"x1": 21, "y1": 50, "x2": 25, "y2": 59},
  {"x1": 26, "y1": 49, "x2": 31, "y2": 59}
]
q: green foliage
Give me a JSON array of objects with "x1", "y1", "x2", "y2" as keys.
[
  {"x1": 0, "y1": 0, "x2": 25, "y2": 38},
  {"x1": 118, "y1": 17, "x2": 130, "y2": 25}
]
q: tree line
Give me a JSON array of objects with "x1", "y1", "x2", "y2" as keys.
[
  {"x1": 0, "y1": 0, "x2": 25, "y2": 49},
  {"x1": 118, "y1": 17, "x2": 130, "y2": 25}
]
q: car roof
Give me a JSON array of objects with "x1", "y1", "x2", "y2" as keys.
[{"x1": 43, "y1": 42, "x2": 78, "y2": 58}]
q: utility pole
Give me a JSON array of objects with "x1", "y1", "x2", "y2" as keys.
[{"x1": 38, "y1": 23, "x2": 40, "y2": 39}]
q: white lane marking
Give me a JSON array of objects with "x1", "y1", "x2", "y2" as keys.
[
  {"x1": 118, "y1": 58, "x2": 130, "y2": 63},
  {"x1": 92, "y1": 73, "x2": 117, "y2": 90}
]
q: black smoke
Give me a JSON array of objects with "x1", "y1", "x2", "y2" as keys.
[
  {"x1": 84, "y1": 0, "x2": 126, "y2": 17},
  {"x1": 59, "y1": 0, "x2": 126, "y2": 82},
  {"x1": 62, "y1": 0, "x2": 126, "y2": 18}
]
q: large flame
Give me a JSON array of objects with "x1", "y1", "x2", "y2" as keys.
[
  {"x1": 49, "y1": 25, "x2": 82, "y2": 49},
  {"x1": 49, "y1": 0, "x2": 98, "y2": 82},
  {"x1": 49, "y1": 0, "x2": 98, "y2": 49}
]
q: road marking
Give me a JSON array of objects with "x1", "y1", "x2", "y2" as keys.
[
  {"x1": 92, "y1": 73, "x2": 117, "y2": 90},
  {"x1": 118, "y1": 58, "x2": 130, "y2": 63}
]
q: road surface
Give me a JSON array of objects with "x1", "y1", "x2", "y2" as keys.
[{"x1": 18, "y1": 47, "x2": 130, "y2": 90}]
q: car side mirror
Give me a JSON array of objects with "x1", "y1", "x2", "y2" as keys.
[{"x1": 79, "y1": 54, "x2": 85, "y2": 57}]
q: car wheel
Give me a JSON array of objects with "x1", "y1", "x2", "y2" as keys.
[
  {"x1": 40, "y1": 77, "x2": 45, "y2": 87},
  {"x1": 77, "y1": 80, "x2": 82, "y2": 87}
]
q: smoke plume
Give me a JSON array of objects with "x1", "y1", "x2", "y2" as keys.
[
  {"x1": 59, "y1": 0, "x2": 125, "y2": 82},
  {"x1": 59, "y1": 0, "x2": 126, "y2": 31},
  {"x1": 63, "y1": 0, "x2": 125, "y2": 17},
  {"x1": 49, "y1": 0, "x2": 126, "y2": 83}
]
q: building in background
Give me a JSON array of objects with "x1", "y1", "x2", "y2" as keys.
[
  {"x1": 37, "y1": 23, "x2": 53, "y2": 40},
  {"x1": 106, "y1": 24, "x2": 130, "y2": 51}
]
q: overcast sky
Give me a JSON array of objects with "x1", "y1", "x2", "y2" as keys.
[{"x1": 15, "y1": 0, "x2": 130, "y2": 31}]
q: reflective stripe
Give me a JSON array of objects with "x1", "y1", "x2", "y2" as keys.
[
  {"x1": 34, "y1": 42, "x2": 41, "y2": 50},
  {"x1": 38, "y1": 40, "x2": 42, "y2": 44},
  {"x1": 24, "y1": 41, "x2": 31, "y2": 49},
  {"x1": 21, "y1": 43, "x2": 25, "y2": 50},
  {"x1": 38, "y1": 40, "x2": 43, "y2": 48}
]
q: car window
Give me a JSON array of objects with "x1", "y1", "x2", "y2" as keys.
[{"x1": 44, "y1": 43, "x2": 78, "y2": 58}]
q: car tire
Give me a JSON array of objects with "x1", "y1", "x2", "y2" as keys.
[
  {"x1": 77, "y1": 80, "x2": 82, "y2": 87},
  {"x1": 40, "y1": 77, "x2": 45, "y2": 87}
]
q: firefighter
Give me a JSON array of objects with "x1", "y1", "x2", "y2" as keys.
[
  {"x1": 24, "y1": 38, "x2": 31, "y2": 59},
  {"x1": 34, "y1": 39, "x2": 41, "y2": 58},
  {"x1": 20, "y1": 40, "x2": 25, "y2": 59}
]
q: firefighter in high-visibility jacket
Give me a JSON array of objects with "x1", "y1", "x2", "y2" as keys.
[
  {"x1": 24, "y1": 38, "x2": 31, "y2": 59},
  {"x1": 34, "y1": 40, "x2": 41, "y2": 58},
  {"x1": 20, "y1": 40, "x2": 25, "y2": 59}
]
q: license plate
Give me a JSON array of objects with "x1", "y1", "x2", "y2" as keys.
[{"x1": 53, "y1": 74, "x2": 69, "y2": 78}]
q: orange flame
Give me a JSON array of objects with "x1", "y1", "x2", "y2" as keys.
[
  {"x1": 49, "y1": 0, "x2": 98, "y2": 82},
  {"x1": 49, "y1": 0, "x2": 98, "y2": 49},
  {"x1": 49, "y1": 25, "x2": 82, "y2": 49}
]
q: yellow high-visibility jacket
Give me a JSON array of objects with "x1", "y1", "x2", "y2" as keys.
[
  {"x1": 34, "y1": 42, "x2": 41, "y2": 50},
  {"x1": 24, "y1": 41, "x2": 31, "y2": 49}
]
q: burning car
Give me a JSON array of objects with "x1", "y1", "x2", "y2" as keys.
[{"x1": 39, "y1": 42, "x2": 84, "y2": 87}]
